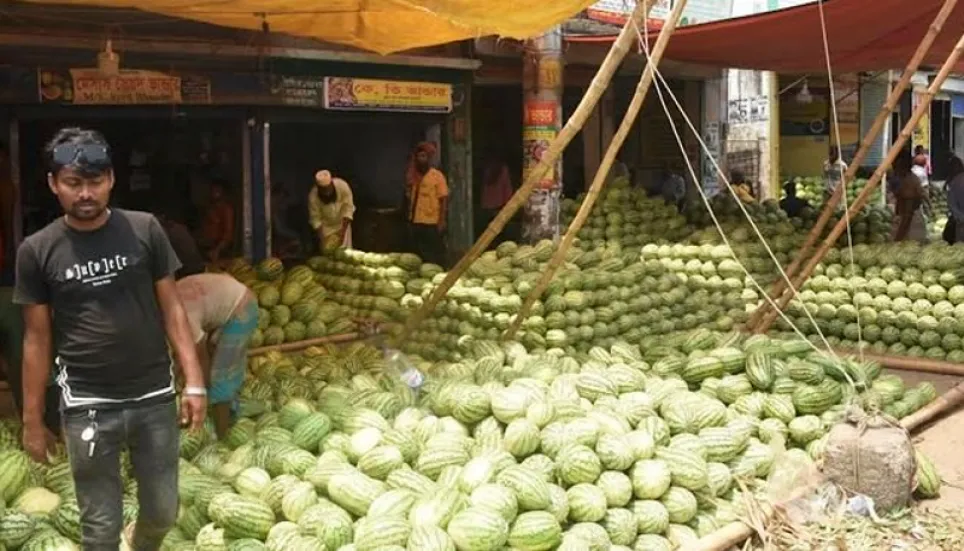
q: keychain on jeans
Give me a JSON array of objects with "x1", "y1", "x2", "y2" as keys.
[{"x1": 80, "y1": 410, "x2": 98, "y2": 458}]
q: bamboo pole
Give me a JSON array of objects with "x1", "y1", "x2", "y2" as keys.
[
  {"x1": 901, "y1": 383, "x2": 964, "y2": 431},
  {"x1": 833, "y1": 347, "x2": 964, "y2": 377},
  {"x1": 503, "y1": 1, "x2": 687, "y2": 341},
  {"x1": 693, "y1": 482, "x2": 818, "y2": 551},
  {"x1": 246, "y1": 332, "x2": 362, "y2": 356},
  {"x1": 397, "y1": 0, "x2": 659, "y2": 344},
  {"x1": 754, "y1": 30, "x2": 964, "y2": 334},
  {"x1": 747, "y1": 0, "x2": 961, "y2": 331}
]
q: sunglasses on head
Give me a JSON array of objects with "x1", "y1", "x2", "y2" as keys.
[{"x1": 52, "y1": 143, "x2": 110, "y2": 168}]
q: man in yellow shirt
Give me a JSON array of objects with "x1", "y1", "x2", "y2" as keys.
[
  {"x1": 405, "y1": 142, "x2": 449, "y2": 265},
  {"x1": 308, "y1": 170, "x2": 355, "y2": 251}
]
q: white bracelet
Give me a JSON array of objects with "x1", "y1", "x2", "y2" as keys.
[{"x1": 183, "y1": 386, "x2": 208, "y2": 397}]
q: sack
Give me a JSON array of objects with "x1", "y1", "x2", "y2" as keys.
[{"x1": 943, "y1": 216, "x2": 956, "y2": 244}]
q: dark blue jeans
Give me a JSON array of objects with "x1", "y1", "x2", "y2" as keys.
[{"x1": 62, "y1": 398, "x2": 180, "y2": 551}]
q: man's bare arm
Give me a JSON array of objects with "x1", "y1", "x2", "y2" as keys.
[
  {"x1": 21, "y1": 304, "x2": 52, "y2": 426},
  {"x1": 155, "y1": 277, "x2": 205, "y2": 388}
]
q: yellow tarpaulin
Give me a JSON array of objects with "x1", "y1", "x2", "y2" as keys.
[{"x1": 23, "y1": 0, "x2": 597, "y2": 54}]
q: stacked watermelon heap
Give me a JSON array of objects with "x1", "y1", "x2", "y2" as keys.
[
  {"x1": 0, "y1": 332, "x2": 942, "y2": 551},
  {"x1": 561, "y1": 178, "x2": 692, "y2": 250},
  {"x1": 401, "y1": 239, "x2": 750, "y2": 362},
  {"x1": 792, "y1": 176, "x2": 885, "y2": 209},
  {"x1": 228, "y1": 249, "x2": 438, "y2": 347},
  {"x1": 774, "y1": 241, "x2": 964, "y2": 366}
]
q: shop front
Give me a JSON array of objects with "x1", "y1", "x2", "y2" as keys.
[
  {"x1": 0, "y1": 54, "x2": 476, "y2": 266},
  {"x1": 260, "y1": 66, "x2": 470, "y2": 259}
]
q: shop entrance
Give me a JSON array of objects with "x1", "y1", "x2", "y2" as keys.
[{"x1": 268, "y1": 113, "x2": 441, "y2": 256}]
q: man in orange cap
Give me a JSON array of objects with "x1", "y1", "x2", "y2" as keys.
[
  {"x1": 308, "y1": 169, "x2": 355, "y2": 251},
  {"x1": 405, "y1": 141, "x2": 448, "y2": 265}
]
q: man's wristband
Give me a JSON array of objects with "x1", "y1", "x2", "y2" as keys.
[{"x1": 183, "y1": 386, "x2": 208, "y2": 397}]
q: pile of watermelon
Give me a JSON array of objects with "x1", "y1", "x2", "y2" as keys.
[
  {"x1": 227, "y1": 248, "x2": 441, "y2": 347},
  {"x1": 791, "y1": 176, "x2": 885, "y2": 209},
  {"x1": 774, "y1": 241, "x2": 964, "y2": 363},
  {"x1": 0, "y1": 330, "x2": 942, "y2": 551},
  {"x1": 402, "y1": 240, "x2": 750, "y2": 362}
]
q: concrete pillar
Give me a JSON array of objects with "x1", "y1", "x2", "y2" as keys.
[{"x1": 521, "y1": 27, "x2": 563, "y2": 243}]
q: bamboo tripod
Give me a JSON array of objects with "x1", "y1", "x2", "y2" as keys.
[
  {"x1": 747, "y1": 0, "x2": 961, "y2": 332},
  {"x1": 397, "y1": 0, "x2": 659, "y2": 343},
  {"x1": 503, "y1": 0, "x2": 688, "y2": 340},
  {"x1": 752, "y1": 29, "x2": 964, "y2": 335}
]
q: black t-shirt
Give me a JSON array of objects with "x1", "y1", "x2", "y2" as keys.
[{"x1": 14, "y1": 209, "x2": 181, "y2": 410}]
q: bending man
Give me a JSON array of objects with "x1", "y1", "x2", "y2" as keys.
[{"x1": 176, "y1": 272, "x2": 258, "y2": 438}]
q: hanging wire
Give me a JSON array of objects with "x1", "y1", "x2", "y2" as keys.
[
  {"x1": 634, "y1": 19, "x2": 839, "y2": 359},
  {"x1": 634, "y1": 19, "x2": 841, "y2": 360},
  {"x1": 818, "y1": 0, "x2": 865, "y2": 361}
]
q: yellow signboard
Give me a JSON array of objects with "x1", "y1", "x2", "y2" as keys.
[
  {"x1": 323, "y1": 77, "x2": 452, "y2": 113},
  {"x1": 67, "y1": 69, "x2": 183, "y2": 104}
]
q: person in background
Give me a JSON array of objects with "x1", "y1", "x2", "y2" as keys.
[
  {"x1": 271, "y1": 182, "x2": 302, "y2": 257},
  {"x1": 728, "y1": 170, "x2": 756, "y2": 204},
  {"x1": 15, "y1": 127, "x2": 206, "y2": 550},
  {"x1": 780, "y1": 180, "x2": 810, "y2": 218},
  {"x1": 914, "y1": 145, "x2": 932, "y2": 179},
  {"x1": 0, "y1": 287, "x2": 61, "y2": 436},
  {"x1": 823, "y1": 146, "x2": 848, "y2": 201},
  {"x1": 405, "y1": 142, "x2": 449, "y2": 265},
  {"x1": 946, "y1": 155, "x2": 964, "y2": 244},
  {"x1": 308, "y1": 170, "x2": 355, "y2": 251},
  {"x1": 660, "y1": 165, "x2": 686, "y2": 212},
  {"x1": 893, "y1": 154, "x2": 928, "y2": 243},
  {"x1": 156, "y1": 207, "x2": 205, "y2": 280},
  {"x1": 480, "y1": 153, "x2": 513, "y2": 229},
  {"x1": 198, "y1": 178, "x2": 235, "y2": 264},
  {"x1": 176, "y1": 273, "x2": 258, "y2": 438}
]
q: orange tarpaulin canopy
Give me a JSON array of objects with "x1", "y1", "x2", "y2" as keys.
[
  {"x1": 570, "y1": 0, "x2": 964, "y2": 74},
  {"x1": 21, "y1": 0, "x2": 597, "y2": 54}
]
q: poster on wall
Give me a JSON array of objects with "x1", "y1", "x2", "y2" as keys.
[
  {"x1": 38, "y1": 68, "x2": 211, "y2": 104},
  {"x1": 522, "y1": 100, "x2": 560, "y2": 190},
  {"x1": 323, "y1": 77, "x2": 452, "y2": 113},
  {"x1": 912, "y1": 91, "x2": 931, "y2": 152}
]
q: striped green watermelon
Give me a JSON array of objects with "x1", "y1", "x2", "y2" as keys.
[
  {"x1": 290, "y1": 413, "x2": 332, "y2": 452},
  {"x1": 0, "y1": 451, "x2": 29, "y2": 502},
  {"x1": 566, "y1": 484, "x2": 607, "y2": 523},
  {"x1": 556, "y1": 444, "x2": 602, "y2": 485},
  {"x1": 447, "y1": 507, "x2": 510, "y2": 551},
  {"x1": 0, "y1": 511, "x2": 36, "y2": 548},
  {"x1": 208, "y1": 493, "x2": 275, "y2": 540},
  {"x1": 327, "y1": 470, "x2": 386, "y2": 517},
  {"x1": 408, "y1": 525, "x2": 457, "y2": 551},
  {"x1": 660, "y1": 486, "x2": 698, "y2": 524},
  {"x1": 354, "y1": 517, "x2": 412, "y2": 551},
  {"x1": 508, "y1": 511, "x2": 562, "y2": 551},
  {"x1": 496, "y1": 466, "x2": 551, "y2": 511}
]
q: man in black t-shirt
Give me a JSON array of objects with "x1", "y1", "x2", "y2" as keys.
[{"x1": 14, "y1": 127, "x2": 207, "y2": 551}]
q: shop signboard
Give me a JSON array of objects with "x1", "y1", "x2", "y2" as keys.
[
  {"x1": 587, "y1": 0, "x2": 734, "y2": 27},
  {"x1": 323, "y1": 77, "x2": 452, "y2": 113},
  {"x1": 38, "y1": 68, "x2": 211, "y2": 105}
]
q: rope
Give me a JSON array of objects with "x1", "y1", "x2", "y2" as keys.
[
  {"x1": 818, "y1": 0, "x2": 865, "y2": 362},
  {"x1": 634, "y1": 21, "x2": 841, "y2": 360},
  {"x1": 634, "y1": 24, "x2": 836, "y2": 359}
]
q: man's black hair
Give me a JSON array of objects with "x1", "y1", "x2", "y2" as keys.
[{"x1": 44, "y1": 127, "x2": 112, "y2": 175}]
